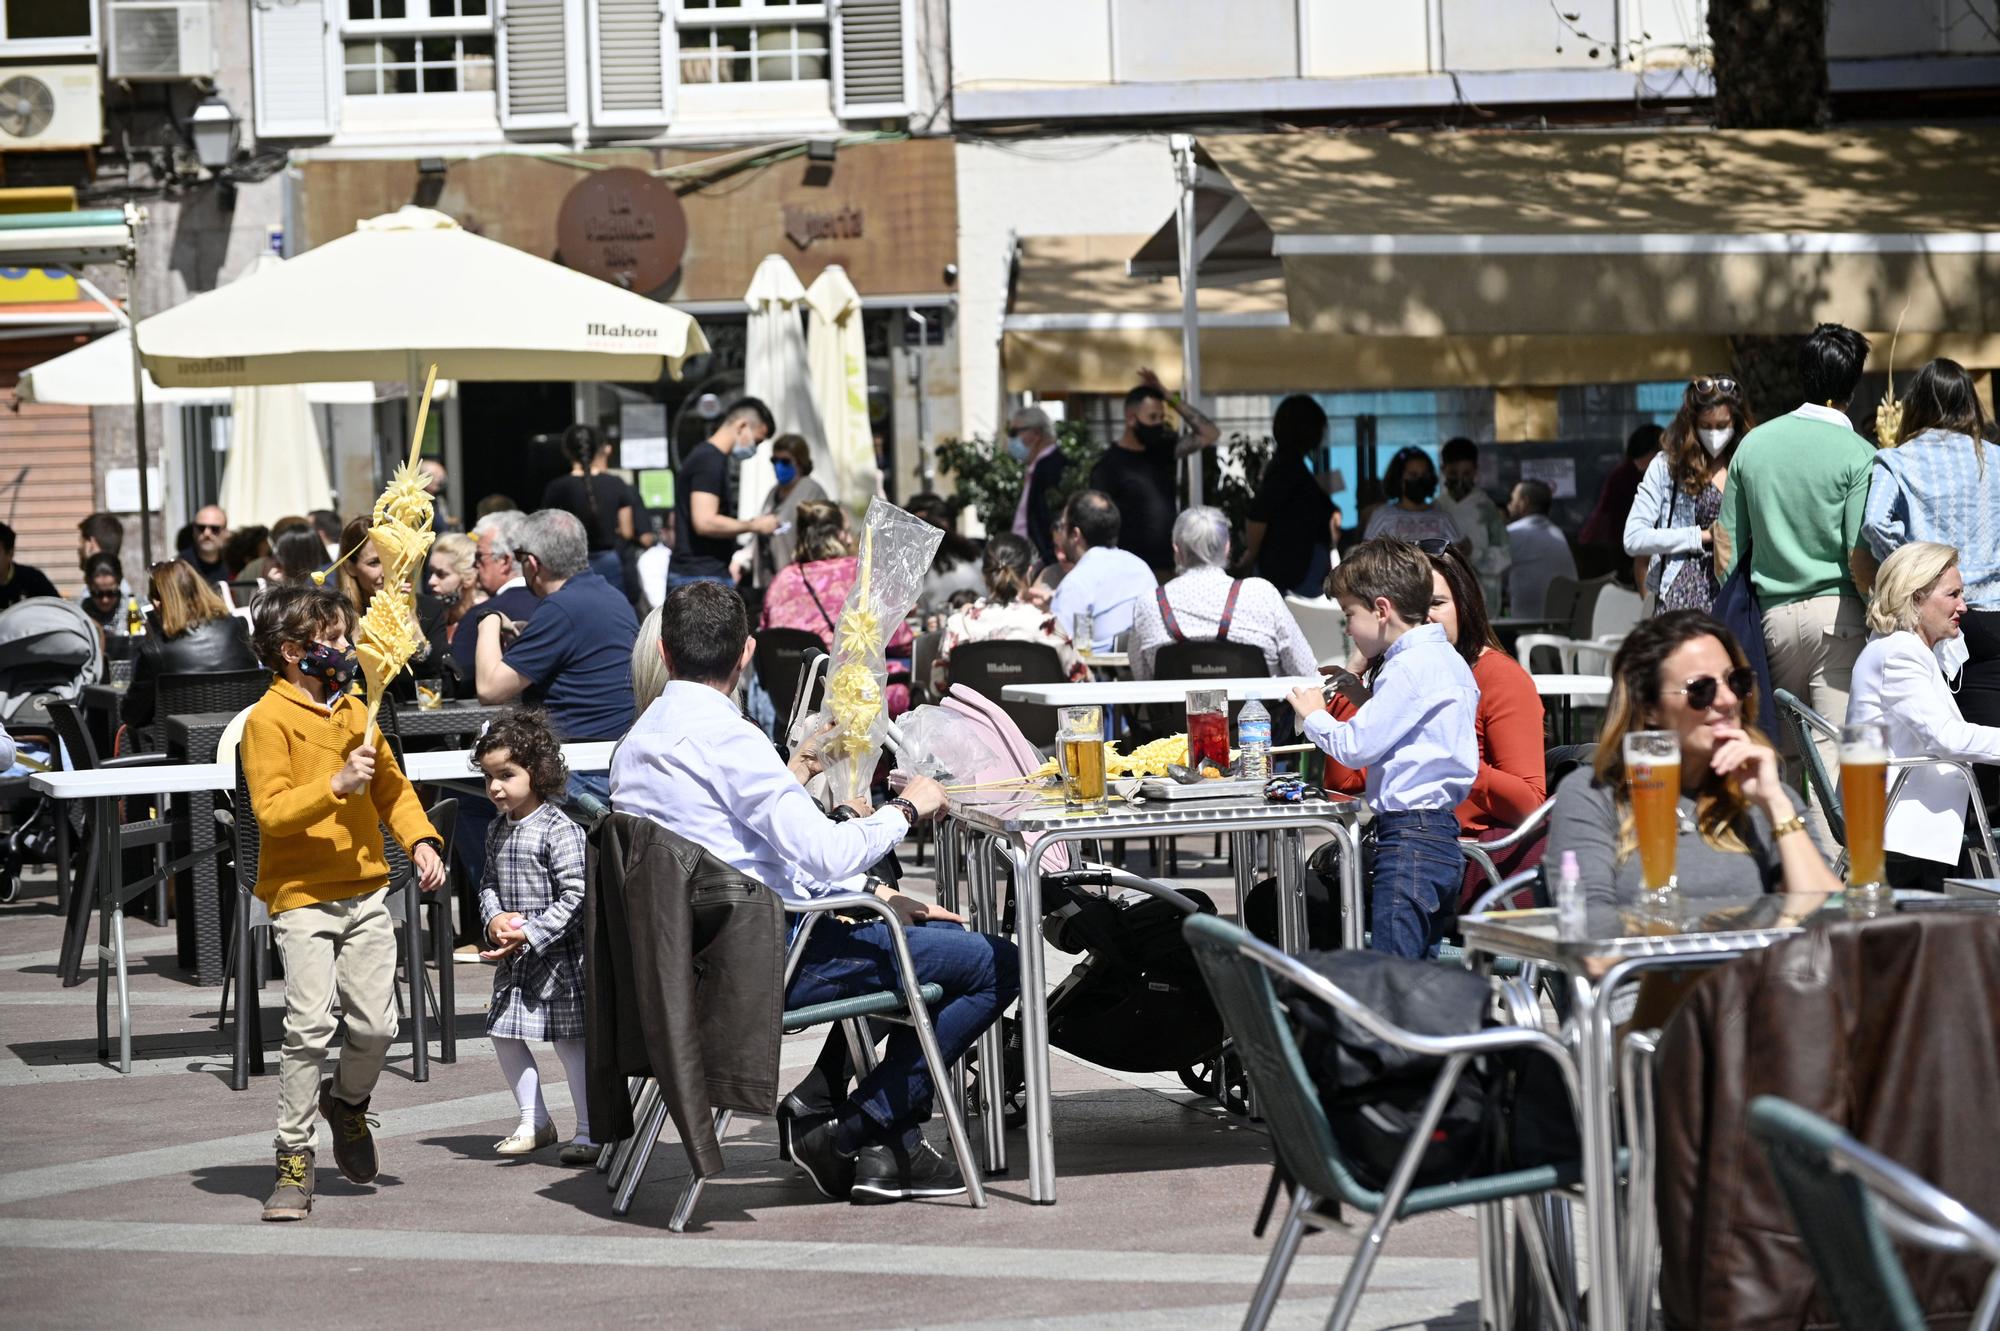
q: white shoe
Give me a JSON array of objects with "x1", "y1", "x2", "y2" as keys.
[{"x1": 495, "y1": 1122, "x2": 558, "y2": 1155}]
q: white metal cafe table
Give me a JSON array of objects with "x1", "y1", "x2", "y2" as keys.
[
  {"x1": 942, "y1": 786, "x2": 1363, "y2": 1205},
  {"x1": 29, "y1": 741, "x2": 616, "y2": 1073},
  {"x1": 1530, "y1": 674, "x2": 1612, "y2": 745},
  {"x1": 1001, "y1": 676, "x2": 1322, "y2": 709}
]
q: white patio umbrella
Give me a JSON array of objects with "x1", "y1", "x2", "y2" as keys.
[
  {"x1": 14, "y1": 326, "x2": 382, "y2": 407},
  {"x1": 806, "y1": 264, "x2": 879, "y2": 516},
  {"x1": 738, "y1": 253, "x2": 827, "y2": 519},
  {"x1": 137, "y1": 207, "x2": 707, "y2": 399}
]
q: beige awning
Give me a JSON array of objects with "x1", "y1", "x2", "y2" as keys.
[
  {"x1": 1198, "y1": 127, "x2": 2000, "y2": 338},
  {"x1": 1002, "y1": 234, "x2": 1734, "y2": 394}
]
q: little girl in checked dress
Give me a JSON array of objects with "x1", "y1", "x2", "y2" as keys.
[{"x1": 472, "y1": 711, "x2": 595, "y2": 1164}]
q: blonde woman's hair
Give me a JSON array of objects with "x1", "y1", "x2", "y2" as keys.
[
  {"x1": 630, "y1": 605, "x2": 666, "y2": 715},
  {"x1": 1867, "y1": 541, "x2": 1959, "y2": 637},
  {"x1": 147, "y1": 559, "x2": 230, "y2": 639},
  {"x1": 431, "y1": 533, "x2": 478, "y2": 612},
  {"x1": 793, "y1": 500, "x2": 851, "y2": 564}
]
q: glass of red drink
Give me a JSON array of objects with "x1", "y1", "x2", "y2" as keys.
[{"x1": 1186, "y1": 689, "x2": 1229, "y2": 771}]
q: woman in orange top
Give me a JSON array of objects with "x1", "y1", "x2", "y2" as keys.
[{"x1": 1321, "y1": 542, "x2": 1547, "y2": 897}]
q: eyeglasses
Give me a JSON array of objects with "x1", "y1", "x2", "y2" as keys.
[
  {"x1": 1689, "y1": 376, "x2": 1739, "y2": 398},
  {"x1": 1665, "y1": 666, "x2": 1757, "y2": 711},
  {"x1": 194, "y1": 523, "x2": 225, "y2": 534}
]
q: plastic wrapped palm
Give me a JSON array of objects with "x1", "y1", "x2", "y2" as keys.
[
  {"x1": 820, "y1": 497, "x2": 942, "y2": 805},
  {"x1": 314, "y1": 364, "x2": 439, "y2": 740}
]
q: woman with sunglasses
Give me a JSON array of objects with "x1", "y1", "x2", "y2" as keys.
[
  {"x1": 1548, "y1": 610, "x2": 1839, "y2": 908},
  {"x1": 1845, "y1": 543, "x2": 2000, "y2": 892},
  {"x1": 1625, "y1": 376, "x2": 1754, "y2": 615},
  {"x1": 121, "y1": 559, "x2": 259, "y2": 731}
]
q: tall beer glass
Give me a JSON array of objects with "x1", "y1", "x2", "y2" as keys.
[
  {"x1": 1840, "y1": 722, "x2": 1891, "y2": 919},
  {"x1": 1057, "y1": 705, "x2": 1108, "y2": 810},
  {"x1": 1624, "y1": 730, "x2": 1682, "y2": 917}
]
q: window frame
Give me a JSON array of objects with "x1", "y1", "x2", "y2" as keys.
[
  {"x1": 675, "y1": 0, "x2": 831, "y2": 87},
  {"x1": 0, "y1": 0, "x2": 99, "y2": 57},
  {"x1": 341, "y1": 0, "x2": 497, "y2": 101}
]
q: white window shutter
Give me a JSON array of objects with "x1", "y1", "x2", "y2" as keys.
[
  {"x1": 498, "y1": 0, "x2": 578, "y2": 130},
  {"x1": 832, "y1": 0, "x2": 912, "y2": 120},
  {"x1": 251, "y1": 0, "x2": 340, "y2": 139},
  {"x1": 587, "y1": 0, "x2": 674, "y2": 128}
]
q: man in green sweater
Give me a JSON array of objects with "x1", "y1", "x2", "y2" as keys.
[{"x1": 1717, "y1": 323, "x2": 1875, "y2": 791}]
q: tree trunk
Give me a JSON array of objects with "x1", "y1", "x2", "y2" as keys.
[
  {"x1": 1710, "y1": 0, "x2": 1832, "y2": 415},
  {"x1": 1708, "y1": 0, "x2": 1830, "y2": 129}
]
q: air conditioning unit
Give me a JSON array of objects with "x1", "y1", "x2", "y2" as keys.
[
  {"x1": 0, "y1": 64, "x2": 104, "y2": 151},
  {"x1": 108, "y1": 1, "x2": 218, "y2": 82}
]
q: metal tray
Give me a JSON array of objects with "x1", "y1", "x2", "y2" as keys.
[{"x1": 1135, "y1": 776, "x2": 1268, "y2": 801}]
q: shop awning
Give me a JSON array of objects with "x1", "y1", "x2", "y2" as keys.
[
  {"x1": 1002, "y1": 234, "x2": 1734, "y2": 394},
  {"x1": 1185, "y1": 127, "x2": 2000, "y2": 338}
]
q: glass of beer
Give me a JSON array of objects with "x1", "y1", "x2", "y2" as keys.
[
  {"x1": 1624, "y1": 730, "x2": 1682, "y2": 918},
  {"x1": 1057, "y1": 705, "x2": 1108, "y2": 810},
  {"x1": 1840, "y1": 722, "x2": 1891, "y2": 919},
  {"x1": 1073, "y1": 610, "x2": 1096, "y2": 659}
]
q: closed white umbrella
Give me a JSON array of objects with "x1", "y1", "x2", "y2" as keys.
[
  {"x1": 806, "y1": 264, "x2": 878, "y2": 516},
  {"x1": 137, "y1": 207, "x2": 707, "y2": 393},
  {"x1": 738, "y1": 253, "x2": 826, "y2": 519},
  {"x1": 219, "y1": 383, "x2": 334, "y2": 529}
]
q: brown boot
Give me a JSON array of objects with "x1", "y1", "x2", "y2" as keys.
[
  {"x1": 262, "y1": 1148, "x2": 314, "y2": 1221},
  {"x1": 318, "y1": 1079, "x2": 380, "y2": 1184}
]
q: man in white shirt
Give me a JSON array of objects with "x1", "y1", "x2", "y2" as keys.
[
  {"x1": 1048, "y1": 491, "x2": 1157, "y2": 654},
  {"x1": 1505, "y1": 479, "x2": 1579, "y2": 618},
  {"x1": 1438, "y1": 437, "x2": 1511, "y2": 612},
  {"x1": 610, "y1": 582, "x2": 1018, "y2": 1205}
]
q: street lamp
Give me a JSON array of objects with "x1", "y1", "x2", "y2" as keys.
[{"x1": 189, "y1": 95, "x2": 239, "y2": 208}]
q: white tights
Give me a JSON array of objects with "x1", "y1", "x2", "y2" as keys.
[{"x1": 492, "y1": 1036, "x2": 592, "y2": 1145}]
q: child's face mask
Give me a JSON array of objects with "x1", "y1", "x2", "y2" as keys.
[{"x1": 300, "y1": 640, "x2": 359, "y2": 693}]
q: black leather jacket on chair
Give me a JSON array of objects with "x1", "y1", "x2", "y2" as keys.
[
  {"x1": 121, "y1": 615, "x2": 261, "y2": 729},
  {"x1": 584, "y1": 811, "x2": 786, "y2": 1178}
]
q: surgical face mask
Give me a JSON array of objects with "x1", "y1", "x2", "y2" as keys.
[
  {"x1": 299, "y1": 641, "x2": 358, "y2": 694},
  {"x1": 1005, "y1": 433, "x2": 1031, "y2": 463},
  {"x1": 1134, "y1": 421, "x2": 1177, "y2": 449},
  {"x1": 729, "y1": 424, "x2": 759, "y2": 461},
  {"x1": 1697, "y1": 426, "x2": 1734, "y2": 457},
  {"x1": 1402, "y1": 473, "x2": 1438, "y2": 504},
  {"x1": 772, "y1": 460, "x2": 797, "y2": 486}
]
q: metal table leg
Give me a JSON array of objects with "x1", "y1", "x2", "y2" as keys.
[
  {"x1": 403, "y1": 875, "x2": 429, "y2": 1082},
  {"x1": 967, "y1": 830, "x2": 1006, "y2": 1176},
  {"x1": 1568, "y1": 971, "x2": 1625, "y2": 1331},
  {"x1": 1001, "y1": 839, "x2": 1055, "y2": 1204}
]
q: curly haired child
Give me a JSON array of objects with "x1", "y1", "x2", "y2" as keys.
[{"x1": 472, "y1": 710, "x2": 595, "y2": 1163}]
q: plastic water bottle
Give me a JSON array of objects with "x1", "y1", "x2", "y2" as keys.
[
  {"x1": 1236, "y1": 698, "x2": 1272, "y2": 782},
  {"x1": 1556, "y1": 849, "x2": 1587, "y2": 939}
]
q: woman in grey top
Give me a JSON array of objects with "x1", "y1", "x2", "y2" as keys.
[
  {"x1": 752, "y1": 433, "x2": 829, "y2": 592},
  {"x1": 1549, "y1": 610, "x2": 1840, "y2": 909}
]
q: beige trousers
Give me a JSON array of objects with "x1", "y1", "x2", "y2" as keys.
[
  {"x1": 1762, "y1": 594, "x2": 1866, "y2": 786},
  {"x1": 270, "y1": 888, "x2": 398, "y2": 1153}
]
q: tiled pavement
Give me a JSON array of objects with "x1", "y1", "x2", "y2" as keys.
[{"x1": 0, "y1": 852, "x2": 1483, "y2": 1330}]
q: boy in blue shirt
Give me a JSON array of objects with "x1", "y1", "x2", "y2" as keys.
[{"x1": 1289, "y1": 539, "x2": 1480, "y2": 957}]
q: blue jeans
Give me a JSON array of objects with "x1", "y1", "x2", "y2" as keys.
[
  {"x1": 589, "y1": 549, "x2": 624, "y2": 591},
  {"x1": 567, "y1": 771, "x2": 610, "y2": 816},
  {"x1": 785, "y1": 919, "x2": 1019, "y2": 1139},
  {"x1": 1370, "y1": 808, "x2": 1462, "y2": 960}
]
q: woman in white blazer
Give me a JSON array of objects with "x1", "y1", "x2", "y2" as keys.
[{"x1": 1845, "y1": 542, "x2": 2000, "y2": 890}]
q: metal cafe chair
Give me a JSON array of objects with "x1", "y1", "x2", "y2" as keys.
[
  {"x1": 1750, "y1": 1095, "x2": 2000, "y2": 1331},
  {"x1": 1184, "y1": 913, "x2": 1595, "y2": 1331},
  {"x1": 602, "y1": 891, "x2": 985, "y2": 1231}
]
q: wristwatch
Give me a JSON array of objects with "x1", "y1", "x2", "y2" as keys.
[{"x1": 887, "y1": 797, "x2": 921, "y2": 825}]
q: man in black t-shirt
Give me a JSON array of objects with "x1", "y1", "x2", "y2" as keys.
[
  {"x1": 1086, "y1": 369, "x2": 1220, "y2": 575},
  {"x1": 672, "y1": 397, "x2": 779, "y2": 588},
  {"x1": 0, "y1": 521, "x2": 59, "y2": 611}
]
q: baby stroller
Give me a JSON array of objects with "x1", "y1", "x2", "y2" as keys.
[{"x1": 0, "y1": 597, "x2": 103, "y2": 902}]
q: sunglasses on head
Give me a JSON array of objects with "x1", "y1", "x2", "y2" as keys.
[
  {"x1": 1413, "y1": 537, "x2": 1453, "y2": 556},
  {"x1": 1665, "y1": 666, "x2": 1756, "y2": 711},
  {"x1": 1690, "y1": 376, "x2": 1739, "y2": 399}
]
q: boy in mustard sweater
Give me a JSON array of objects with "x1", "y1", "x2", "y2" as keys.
[{"x1": 244, "y1": 584, "x2": 444, "y2": 1221}]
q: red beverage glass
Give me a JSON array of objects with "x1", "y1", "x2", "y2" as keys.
[{"x1": 1186, "y1": 689, "x2": 1229, "y2": 771}]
